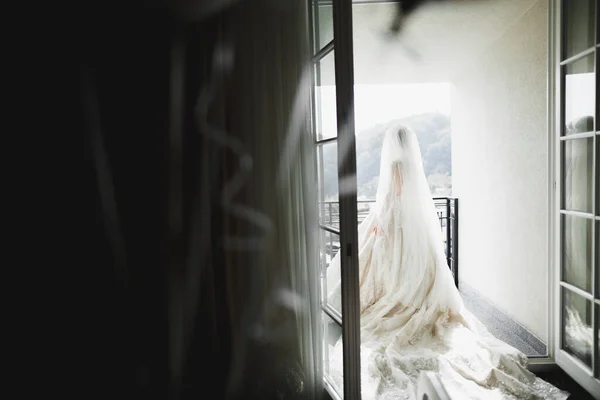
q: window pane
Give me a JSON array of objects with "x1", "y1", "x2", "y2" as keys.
[
  {"x1": 563, "y1": 0, "x2": 596, "y2": 59},
  {"x1": 322, "y1": 310, "x2": 343, "y2": 395},
  {"x1": 597, "y1": 136, "x2": 600, "y2": 215},
  {"x1": 314, "y1": 50, "x2": 337, "y2": 141},
  {"x1": 562, "y1": 288, "x2": 593, "y2": 368},
  {"x1": 562, "y1": 214, "x2": 593, "y2": 292},
  {"x1": 562, "y1": 138, "x2": 593, "y2": 213},
  {"x1": 312, "y1": 2, "x2": 333, "y2": 54},
  {"x1": 317, "y1": 141, "x2": 339, "y2": 218},
  {"x1": 319, "y1": 201, "x2": 339, "y2": 230},
  {"x1": 597, "y1": 220, "x2": 600, "y2": 286},
  {"x1": 564, "y1": 56, "x2": 595, "y2": 136},
  {"x1": 595, "y1": 303, "x2": 600, "y2": 378},
  {"x1": 321, "y1": 229, "x2": 342, "y2": 315}
]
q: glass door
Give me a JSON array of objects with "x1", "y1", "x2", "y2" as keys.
[
  {"x1": 309, "y1": 1, "x2": 361, "y2": 399},
  {"x1": 554, "y1": 0, "x2": 600, "y2": 395}
]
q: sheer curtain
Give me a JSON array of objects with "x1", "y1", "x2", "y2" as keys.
[
  {"x1": 79, "y1": 0, "x2": 320, "y2": 397},
  {"x1": 168, "y1": 1, "x2": 322, "y2": 399}
]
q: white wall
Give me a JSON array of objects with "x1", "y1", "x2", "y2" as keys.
[
  {"x1": 451, "y1": 0, "x2": 549, "y2": 341},
  {"x1": 317, "y1": 0, "x2": 538, "y2": 85}
]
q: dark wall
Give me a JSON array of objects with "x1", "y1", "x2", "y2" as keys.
[
  {"x1": 77, "y1": 1, "x2": 314, "y2": 399},
  {"x1": 80, "y1": 6, "x2": 171, "y2": 397},
  {"x1": 79, "y1": 4, "x2": 227, "y2": 398}
]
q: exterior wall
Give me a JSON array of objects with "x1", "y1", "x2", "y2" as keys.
[{"x1": 451, "y1": 0, "x2": 549, "y2": 341}]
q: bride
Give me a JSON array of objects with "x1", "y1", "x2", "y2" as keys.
[{"x1": 325, "y1": 125, "x2": 568, "y2": 399}]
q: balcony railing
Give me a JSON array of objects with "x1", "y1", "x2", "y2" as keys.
[{"x1": 319, "y1": 197, "x2": 459, "y2": 287}]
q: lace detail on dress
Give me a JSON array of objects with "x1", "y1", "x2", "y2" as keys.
[{"x1": 328, "y1": 320, "x2": 569, "y2": 400}]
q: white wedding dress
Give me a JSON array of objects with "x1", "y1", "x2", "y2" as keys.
[{"x1": 325, "y1": 126, "x2": 569, "y2": 400}]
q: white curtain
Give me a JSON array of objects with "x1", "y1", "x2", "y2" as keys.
[{"x1": 191, "y1": 1, "x2": 322, "y2": 398}]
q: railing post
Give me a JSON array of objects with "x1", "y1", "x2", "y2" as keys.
[
  {"x1": 453, "y1": 198, "x2": 459, "y2": 288},
  {"x1": 446, "y1": 199, "x2": 451, "y2": 268}
]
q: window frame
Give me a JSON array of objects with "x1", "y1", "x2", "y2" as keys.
[
  {"x1": 309, "y1": 1, "x2": 361, "y2": 399},
  {"x1": 551, "y1": 0, "x2": 600, "y2": 395}
]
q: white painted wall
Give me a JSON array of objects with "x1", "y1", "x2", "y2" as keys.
[
  {"x1": 318, "y1": 0, "x2": 538, "y2": 85},
  {"x1": 451, "y1": 0, "x2": 549, "y2": 342}
]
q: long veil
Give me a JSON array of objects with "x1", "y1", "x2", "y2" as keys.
[{"x1": 326, "y1": 124, "x2": 464, "y2": 344}]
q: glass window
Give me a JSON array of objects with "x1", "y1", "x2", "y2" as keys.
[
  {"x1": 321, "y1": 230, "x2": 342, "y2": 316},
  {"x1": 318, "y1": 141, "x2": 339, "y2": 227},
  {"x1": 312, "y1": 2, "x2": 333, "y2": 54},
  {"x1": 314, "y1": 50, "x2": 337, "y2": 141},
  {"x1": 563, "y1": 0, "x2": 596, "y2": 59},
  {"x1": 562, "y1": 288, "x2": 593, "y2": 368},
  {"x1": 562, "y1": 138, "x2": 594, "y2": 213},
  {"x1": 561, "y1": 214, "x2": 593, "y2": 292},
  {"x1": 322, "y1": 310, "x2": 343, "y2": 396},
  {"x1": 564, "y1": 56, "x2": 595, "y2": 136}
]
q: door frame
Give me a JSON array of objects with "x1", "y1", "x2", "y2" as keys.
[
  {"x1": 331, "y1": 1, "x2": 362, "y2": 399},
  {"x1": 309, "y1": 1, "x2": 361, "y2": 399},
  {"x1": 550, "y1": 0, "x2": 600, "y2": 396}
]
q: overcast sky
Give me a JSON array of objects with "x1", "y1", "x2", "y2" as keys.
[{"x1": 317, "y1": 82, "x2": 452, "y2": 136}]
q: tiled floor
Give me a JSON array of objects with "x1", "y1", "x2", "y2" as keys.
[{"x1": 460, "y1": 285, "x2": 546, "y2": 356}]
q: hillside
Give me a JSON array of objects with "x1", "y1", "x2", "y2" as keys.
[{"x1": 322, "y1": 112, "x2": 452, "y2": 200}]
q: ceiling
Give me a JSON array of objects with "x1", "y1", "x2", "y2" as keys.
[{"x1": 317, "y1": 0, "x2": 541, "y2": 84}]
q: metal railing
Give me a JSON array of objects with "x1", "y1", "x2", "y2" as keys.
[{"x1": 319, "y1": 197, "x2": 459, "y2": 287}]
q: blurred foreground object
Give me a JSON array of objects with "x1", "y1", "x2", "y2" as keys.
[
  {"x1": 389, "y1": 0, "x2": 473, "y2": 34},
  {"x1": 81, "y1": 0, "x2": 320, "y2": 399}
]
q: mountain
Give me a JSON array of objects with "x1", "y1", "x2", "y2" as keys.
[{"x1": 322, "y1": 112, "x2": 452, "y2": 200}]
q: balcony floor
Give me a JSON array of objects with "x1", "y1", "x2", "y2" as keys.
[{"x1": 459, "y1": 284, "x2": 546, "y2": 357}]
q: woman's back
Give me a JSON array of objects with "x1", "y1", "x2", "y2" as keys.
[{"x1": 327, "y1": 125, "x2": 463, "y2": 344}]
